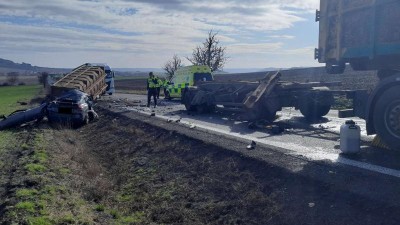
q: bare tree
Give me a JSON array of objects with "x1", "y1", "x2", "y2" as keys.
[
  {"x1": 6, "y1": 72, "x2": 19, "y2": 85},
  {"x1": 187, "y1": 30, "x2": 227, "y2": 72},
  {"x1": 163, "y1": 54, "x2": 182, "y2": 80},
  {"x1": 38, "y1": 72, "x2": 49, "y2": 88}
]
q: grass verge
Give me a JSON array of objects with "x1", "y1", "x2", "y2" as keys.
[{"x1": 0, "y1": 85, "x2": 41, "y2": 115}]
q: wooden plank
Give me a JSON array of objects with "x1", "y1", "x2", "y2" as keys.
[{"x1": 243, "y1": 72, "x2": 281, "y2": 109}]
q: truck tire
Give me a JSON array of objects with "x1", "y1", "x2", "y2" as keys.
[
  {"x1": 196, "y1": 104, "x2": 215, "y2": 114},
  {"x1": 299, "y1": 91, "x2": 333, "y2": 121},
  {"x1": 373, "y1": 86, "x2": 400, "y2": 150},
  {"x1": 377, "y1": 70, "x2": 397, "y2": 80},
  {"x1": 165, "y1": 90, "x2": 172, "y2": 100},
  {"x1": 182, "y1": 89, "x2": 196, "y2": 111}
]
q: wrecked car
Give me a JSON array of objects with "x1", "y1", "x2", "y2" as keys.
[{"x1": 47, "y1": 90, "x2": 97, "y2": 126}]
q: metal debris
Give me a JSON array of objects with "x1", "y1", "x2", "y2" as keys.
[{"x1": 247, "y1": 141, "x2": 257, "y2": 150}]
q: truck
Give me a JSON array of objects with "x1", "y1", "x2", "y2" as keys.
[
  {"x1": 181, "y1": 69, "x2": 339, "y2": 123},
  {"x1": 51, "y1": 63, "x2": 114, "y2": 99},
  {"x1": 315, "y1": 0, "x2": 400, "y2": 149},
  {"x1": 166, "y1": 65, "x2": 213, "y2": 99}
]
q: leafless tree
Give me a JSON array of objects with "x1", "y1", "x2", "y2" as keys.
[
  {"x1": 187, "y1": 30, "x2": 227, "y2": 72},
  {"x1": 163, "y1": 54, "x2": 182, "y2": 80},
  {"x1": 38, "y1": 72, "x2": 49, "y2": 88},
  {"x1": 6, "y1": 72, "x2": 19, "y2": 85}
]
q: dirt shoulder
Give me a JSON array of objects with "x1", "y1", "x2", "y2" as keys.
[{"x1": 1, "y1": 102, "x2": 400, "y2": 224}]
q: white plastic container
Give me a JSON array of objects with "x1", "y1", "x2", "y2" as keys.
[{"x1": 340, "y1": 120, "x2": 361, "y2": 154}]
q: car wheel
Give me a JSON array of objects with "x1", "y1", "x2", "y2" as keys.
[{"x1": 82, "y1": 114, "x2": 89, "y2": 126}]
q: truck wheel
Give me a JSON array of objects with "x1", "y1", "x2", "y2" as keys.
[
  {"x1": 182, "y1": 90, "x2": 196, "y2": 111},
  {"x1": 165, "y1": 91, "x2": 172, "y2": 100},
  {"x1": 196, "y1": 104, "x2": 215, "y2": 114},
  {"x1": 377, "y1": 70, "x2": 397, "y2": 80},
  {"x1": 299, "y1": 91, "x2": 333, "y2": 121},
  {"x1": 196, "y1": 104, "x2": 208, "y2": 114},
  {"x1": 373, "y1": 87, "x2": 400, "y2": 150}
]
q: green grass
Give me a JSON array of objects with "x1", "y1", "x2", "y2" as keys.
[
  {"x1": 27, "y1": 217, "x2": 52, "y2": 225},
  {"x1": 25, "y1": 163, "x2": 46, "y2": 173},
  {"x1": 16, "y1": 189, "x2": 39, "y2": 198},
  {"x1": 0, "y1": 85, "x2": 41, "y2": 115},
  {"x1": 0, "y1": 131, "x2": 13, "y2": 152},
  {"x1": 16, "y1": 201, "x2": 36, "y2": 213}
]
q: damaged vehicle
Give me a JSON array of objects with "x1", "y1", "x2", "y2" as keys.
[{"x1": 47, "y1": 90, "x2": 97, "y2": 126}]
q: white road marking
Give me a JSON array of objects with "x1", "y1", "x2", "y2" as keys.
[{"x1": 125, "y1": 107, "x2": 400, "y2": 179}]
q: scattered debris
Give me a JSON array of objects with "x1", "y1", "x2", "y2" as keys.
[
  {"x1": 247, "y1": 141, "x2": 257, "y2": 150},
  {"x1": 267, "y1": 125, "x2": 284, "y2": 134},
  {"x1": 17, "y1": 101, "x2": 28, "y2": 105},
  {"x1": 0, "y1": 103, "x2": 47, "y2": 130},
  {"x1": 248, "y1": 122, "x2": 256, "y2": 129}
]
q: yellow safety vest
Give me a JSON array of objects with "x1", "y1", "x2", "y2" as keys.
[
  {"x1": 148, "y1": 78, "x2": 158, "y2": 88},
  {"x1": 156, "y1": 78, "x2": 163, "y2": 88}
]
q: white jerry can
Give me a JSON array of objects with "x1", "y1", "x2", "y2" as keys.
[{"x1": 340, "y1": 120, "x2": 361, "y2": 154}]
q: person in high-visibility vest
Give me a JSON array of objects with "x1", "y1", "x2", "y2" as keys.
[
  {"x1": 147, "y1": 72, "x2": 158, "y2": 107},
  {"x1": 163, "y1": 78, "x2": 170, "y2": 99},
  {"x1": 156, "y1": 76, "x2": 163, "y2": 99}
]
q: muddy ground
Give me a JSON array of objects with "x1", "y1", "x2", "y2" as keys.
[{"x1": 1, "y1": 102, "x2": 399, "y2": 224}]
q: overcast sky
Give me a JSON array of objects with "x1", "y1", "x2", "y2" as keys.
[{"x1": 0, "y1": 0, "x2": 321, "y2": 69}]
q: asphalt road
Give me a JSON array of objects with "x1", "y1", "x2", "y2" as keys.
[{"x1": 104, "y1": 93, "x2": 400, "y2": 180}]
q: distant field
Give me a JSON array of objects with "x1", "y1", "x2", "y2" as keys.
[
  {"x1": 114, "y1": 75, "x2": 147, "y2": 81},
  {"x1": 115, "y1": 78, "x2": 147, "y2": 93},
  {"x1": 0, "y1": 85, "x2": 41, "y2": 115},
  {"x1": 0, "y1": 76, "x2": 39, "y2": 85}
]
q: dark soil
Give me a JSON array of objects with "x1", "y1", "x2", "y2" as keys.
[
  {"x1": 2, "y1": 103, "x2": 399, "y2": 224},
  {"x1": 77, "y1": 107, "x2": 400, "y2": 225}
]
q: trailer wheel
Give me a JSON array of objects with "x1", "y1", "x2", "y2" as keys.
[
  {"x1": 165, "y1": 91, "x2": 172, "y2": 100},
  {"x1": 196, "y1": 104, "x2": 215, "y2": 114},
  {"x1": 182, "y1": 90, "x2": 196, "y2": 111},
  {"x1": 373, "y1": 87, "x2": 400, "y2": 150},
  {"x1": 299, "y1": 91, "x2": 333, "y2": 121}
]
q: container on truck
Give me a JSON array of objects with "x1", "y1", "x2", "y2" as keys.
[{"x1": 316, "y1": 0, "x2": 400, "y2": 149}]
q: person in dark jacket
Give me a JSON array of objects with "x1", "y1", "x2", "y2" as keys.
[{"x1": 147, "y1": 72, "x2": 158, "y2": 107}]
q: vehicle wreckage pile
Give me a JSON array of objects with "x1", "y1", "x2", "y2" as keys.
[{"x1": 0, "y1": 64, "x2": 106, "y2": 130}]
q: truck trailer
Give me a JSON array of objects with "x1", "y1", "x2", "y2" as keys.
[
  {"x1": 316, "y1": 0, "x2": 400, "y2": 149},
  {"x1": 181, "y1": 70, "x2": 339, "y2": 123},
  {"x1": 51, "y1": 63, "x2": 110, "y2": 99}
]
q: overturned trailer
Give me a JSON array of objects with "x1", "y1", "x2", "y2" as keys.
[
  {"x1": 181, "y1": 72, "x2": 340, "y2": 121},
  {"x1": 51, "y1": 63, "x2": 108, "y2": 99}
]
